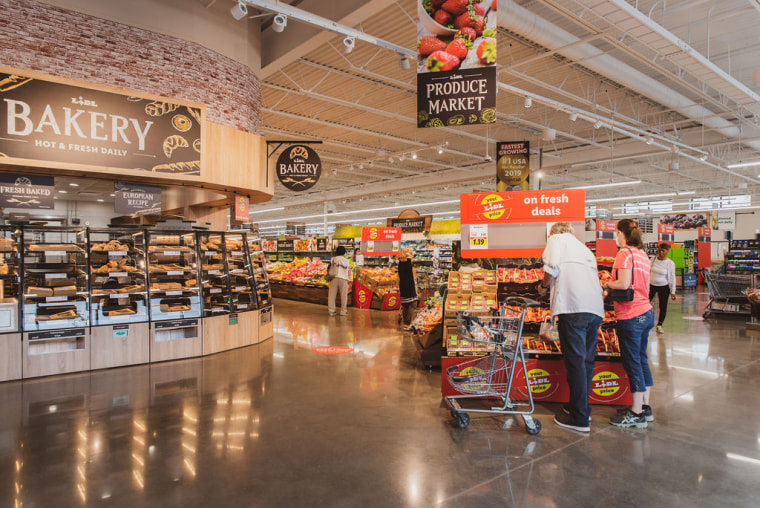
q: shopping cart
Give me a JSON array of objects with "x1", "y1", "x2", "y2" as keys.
[
  {"x1": 444, "y1": 297, "x2": 542, "y2": 435},
  {"x1": 702, "y1": 270, "x2": 756, "y2": 318}
]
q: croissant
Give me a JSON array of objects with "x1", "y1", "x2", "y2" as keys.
[
  {"x1": 145, "y1": 101, "x2": 180, "y2": 117},
  {"x1": 162, "y1": 135, "x2": 188, "y2": 158}
]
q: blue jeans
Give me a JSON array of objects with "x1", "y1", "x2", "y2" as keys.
[
  {"x1": 557, "y1": 312, "x2": 603, "y2": 425},
  {"x1": 616, "y1": 309, "x2": 655, "y2": 393}
]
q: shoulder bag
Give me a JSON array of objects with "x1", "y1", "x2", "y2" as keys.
[
  {"x1": 325, "y1": 260, "x2": 338, "y2": 282},
  {"x1": 606, "y1": 248, "x2": 635, "y2": 302}
]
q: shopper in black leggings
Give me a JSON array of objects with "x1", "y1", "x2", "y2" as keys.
[{"x1": 648, "y1": 243, "x2": 676, "y2": 334}]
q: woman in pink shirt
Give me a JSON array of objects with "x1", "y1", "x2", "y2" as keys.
[{"x1": 602, "y1": 219, "x2": 655, "y2": 428}]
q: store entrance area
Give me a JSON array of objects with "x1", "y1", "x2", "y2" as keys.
[{"x1": 0, "y1": 293, "x2": 757, "y2": 506}]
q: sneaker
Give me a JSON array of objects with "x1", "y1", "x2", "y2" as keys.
[
  {"x1": 656, "y1": 325, "x2": 664, "y2": 334},
  {"x1": 328, "y1": 312, "x2": 336, "y2": 316},
  {"x1": 339, "y1": 312, "x2": 347, "y2": 316},
  {"x1": 617, "y1": 405, "x2": 654, "y2": 422},
  {"x1": 609, "y1": 408, "x2": 647, "y2": 428},
  {"x1": 554, "y1": 412, "x2": 590, "y2": 433},
  {"x1": 562, "y1": 404, "x2": 591, "y2": 423},
  {"x1": 402, "y1": 325, "x2": 414, "y2": 331}
]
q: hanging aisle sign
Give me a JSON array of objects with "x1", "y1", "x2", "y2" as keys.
[
  {"x1": 496, "y1": 142, "x2": 530, "y2": 191},
  {"x1": 416, "y1": 1, "x2": 497, "y2": 128},
  {"x1": 0, "y1": 174, "x2": 54, "y2": 209},
  {"x1": 0, "y1": 66, "x2": 203, "y2": 176},
  {"x1": 276, "y1": 145, "x2": 321, "y2": 191},
  {"x1": 360, "y1": 227, "x2": 401, "y2": 256},
  {"x1": 459, "y1": 189, "x2": 586, "y2": 258}
]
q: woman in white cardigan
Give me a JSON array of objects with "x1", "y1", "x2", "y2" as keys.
[{"x1": 649, "y1": 243, "x2": 676, "y2": 333}]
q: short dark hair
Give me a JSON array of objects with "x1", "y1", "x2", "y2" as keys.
[
  {"x1": 335, "y1": 246, "x2": 346, "y2": 256},
  {"x1": 658, "y1": 243, "x2": 670, "y2": 251}
]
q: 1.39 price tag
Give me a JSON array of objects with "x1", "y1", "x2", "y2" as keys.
[{"x1": 469, "y1": 225, "x2": 488, "y2": 249}]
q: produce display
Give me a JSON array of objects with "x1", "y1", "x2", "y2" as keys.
[
  {"x1": 359, "y1": 266, "x2": 398, "y2": 286},
  {"x1": 267, "y1": 257, "x2": 355, "y2": 286},
  {"x1": 498, "y1": 267, "x2": 544, "y2": 283},
  {"x1": 410, "y1": 294, "x2": 443, "y2": 333}
]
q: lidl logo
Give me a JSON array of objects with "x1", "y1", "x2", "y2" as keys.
[
  {"x1": 592, "y1": 371, "x2": 621, "y2": 397},
  {"x1": 358, "y1": 290, "x2": 368, "y2": 303},
  {"x1": 368, "y1": 227, "x2": 378, "y2": 240},
  {"x1": 527, "y1": 368, "x2": 551, "y2": 394},
  {"x1": 478, "y1": 194, "x2": 506, "y2": 220}
]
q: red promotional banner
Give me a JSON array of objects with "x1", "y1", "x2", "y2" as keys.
[
  {"x1": 658, "y1": 223, "x2": 675, "y2": 244},
  {"x1": 596, "y1": 219, "x2": 619, "y2": 259},
  {"x1": 460, "y1": 189, "x2": 585, "y2": 224},
  {"x1": 233, "y1": 194, "x2": 249, "y2": 223},
  {"x1": 697, "y1": 226, "x2": 711, "y2": 238},
  {"x1": 360, "y1": 226, "x2": 401, "y2": 256}
]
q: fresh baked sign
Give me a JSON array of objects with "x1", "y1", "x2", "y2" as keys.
[
  {"x1": 0, "y1": 173, "x2": 54, "y2": 209},
  {"x1": 0, "y1": 67, "x2": 202, "y2": 176},
  {"x1": 276, "y1": 145, "x2": 321, "y2": 191},
  {"x1": 113, "y1": 182, "x2": 162, "y2": 215}
]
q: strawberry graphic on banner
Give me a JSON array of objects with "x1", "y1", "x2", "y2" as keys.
[{"x1": 417, "y1": 1, "x2": 497, "y2": 128}]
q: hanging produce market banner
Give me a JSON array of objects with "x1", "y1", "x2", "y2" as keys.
[
  {"x1": 388, "y1": 215, "x2": 433, "y2": 233},
  {"x1": 0, "y1": 173, "x2": 54, "y2": 209},
  {"x1": 360, "y1": 226, "x2": 401, "y2": 256},
  {"x1": 276, "y1": 145, "x2": 321, "y2": 191},
  {"x1": 496, "y1": 142, "x2": 530, "y2": 191},
  {"x1": 114, "y1": 182, "x2": 162, "y2": 215},
  {"x1": 416, "y1": 1, "x2": 497, "y2": 127},
  {"x1": 0, "y1": 67, "x2": 203, "y2": 176},
  {"x1": 459, "y1": 189, "x2": 586, "y2": 258}
]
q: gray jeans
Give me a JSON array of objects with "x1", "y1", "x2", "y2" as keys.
[{"x1": 328, "y1": 278, "x2": 348, "y2": 314}]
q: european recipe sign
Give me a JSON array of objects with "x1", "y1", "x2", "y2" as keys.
[
  {"x1": 416, "y1": 0, "x2": 497, "y2": 127},
  {"x1": 0, "y1": 67, "x2": 202, "y2": 176}
]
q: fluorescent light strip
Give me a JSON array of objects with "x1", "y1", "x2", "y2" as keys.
[
  {"x1": 726, "y1": 453, "x2": 760, "y2": 466},
  {"x1": 587, "y1": 192, "x2": 676, "y2": 204},
  {"x1": 249, "y1": 207, "x2": 285, "y2": 215},
  {"x1": 254, "y1": 199, "x2": 460, "y2": 224},
  {"x1": 576, "y1": 180, "x2": 641, "y2": 190},
  {"x1": 726, "y1": 161, "x2": 760, "y2": 169}
]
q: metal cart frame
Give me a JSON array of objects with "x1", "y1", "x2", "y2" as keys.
[
  {"x1": 444, "y1": 297, "x2": 542, "y2": 435},
  {"x1": 702, "y1": 270, "x2": 757, "y2": 318}
]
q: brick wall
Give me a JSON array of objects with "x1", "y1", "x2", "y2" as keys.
[{"x1": 0, "y1": 0, "x2": 261, "y2": 135}]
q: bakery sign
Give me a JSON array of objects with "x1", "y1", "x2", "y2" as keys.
[
  {"x1": 0, "y1": 67, "x2": 202, "y2": 177},
  {"x1": 0, "y1": 173, "x2": 54, "y2": 209},
  {"x1": 113, "y1": 182, "x2": 162, "y2": 215},
  {"x1": 276, "y1": 145, "x2": 321, "y2": 191}
]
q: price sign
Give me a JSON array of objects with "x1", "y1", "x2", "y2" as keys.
[
  {"x1": 366, "y1": 241, "x2": 375, "y2": 253},
  {"x1": 470, "y1": 225, "x2": 488, "y2": 249}
]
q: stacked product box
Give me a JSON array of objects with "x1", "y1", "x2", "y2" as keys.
[{"x1": 444, "y1": 269, "x2": 498, "y2": 356}]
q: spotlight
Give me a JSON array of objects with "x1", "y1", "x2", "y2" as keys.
[
  {"x1": 645, "y1": 136, "x2": 653, "y2": 145},
  {"x1": 343, "y1": 36, "x2": 355, "y2": 54},
  {"x1": 272, "y1": 13, "x2": 287, "y2": 32},
  {"x1": 437, "y1": 146, "x2": 444, "y2": 155},
  {"x1": 524, "y1": 96, "x2": 532, "y2": 108},
  {"x1": 668, "y1": 162, "x2": 679, "y2": 171},
  {"x1": 399, "y1": 54, "x2": 410, "y2": 70},
  {"x1": 672, "y1": 145, "x2": 680, "y2": 154},
  {"x1": 388, "y1": 156, "x2": 394, "y2": 163},
  {"x1": 230, "y1": 1, "x2": 248, "y2": 20},
  {"x1": 535, "y1": 171, "x2": 544, "y2": 179},
  {"x1": 411, "y1": 152, "x2": 417, "y2": 160},
  {"x1": 593, "y1": 120, "x2": 603, "y2": 129},
  {"x1": 399, "y1": 154, "x2": 406, "y2": 161},
  {"x1": 699, "y1": 153, "x2": 708, "y2": 161},
  {"x1": 569, "y1": 111, "x2": 577, "y2": 122},
  {"x1": 542, "y1": 128, "x2": 556, "y2": 141}
]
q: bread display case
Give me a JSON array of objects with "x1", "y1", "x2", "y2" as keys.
[
  {"x1": 0, "y1": 227, "x2": 21, "y2": 381},
  {"x1": 247, "y1": 236, "x2": 272, "y2": 309},
  {"x1": 145, "y1": 231, "x2": 203, "y2": 362},
  {"x1": 225, "y1": 232, "x2": 258, "y2": 313},
  {"x1": 21, "y1": 228, "x2": 90, "y2": 378},
  {"x1": 198, "y1": 232, "x2": 232, "y2": 317},
  {"x1": 88, "y1": 229, "x2": 150, "y2": 369}
]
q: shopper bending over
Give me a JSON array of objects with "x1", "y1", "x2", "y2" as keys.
[
  {"x1": 603, "y1": 219, "x2": 654, "y2": 428},
  {"x1": 540, "y1": 222, "x2": 604, "y2": 433},
  {"x1": 397, "y1": 248, "x2": 418, "y2": 330},
  {"x1": 649, "y1": 243, "x2": 676, "y2": 334},
  {"x1": 328, "y1": 246, "x2": 351, "y2": 316}
]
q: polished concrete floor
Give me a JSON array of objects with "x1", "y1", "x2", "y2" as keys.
[{"x1": 0, "y1": 291, "x2": 758, "y2": 507}]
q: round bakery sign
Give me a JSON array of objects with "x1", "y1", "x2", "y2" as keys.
[{"x1": 276, "y1": 145, "x2": 321, "y2": 191}]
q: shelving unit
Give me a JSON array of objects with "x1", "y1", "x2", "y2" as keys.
[
  {"x1": 0, "y1": 227, "x2": 21, "y2": 381},
  {"x1": 246, "y1": 236, "x2": 272, "y2": 309},
  {"x1": 145, "y1": 230, "x2": 203, "y2": 362},
  {"x1": 21, "y1": 228, "x2": 90, "y2": 378},
  {"x1": 88, "y1": 229, "x2": 150, "y2": 369},
  {"x1": 726, "y1": 240, "x2": 760, "y2": 273}
]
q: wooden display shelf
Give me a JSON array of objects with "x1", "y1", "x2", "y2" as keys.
[
  {"x1": 0, "y1": 333, "x2": 22, "y2": 382},
  {"x1": 23, "y1": 328, "x2": 90, "y2": 379},
  {"x1": 203, "y1": 312, "x2": 259, "y2": 355},
  {"x1": 259, "y1": 307, "x2": 273, "y2": 342},
  {"x1": 91, "y1": 322, "x2": 150, "y2": 370},
  {"x1": 150, "y1": 319, "x2": 203, "y2": 363}
]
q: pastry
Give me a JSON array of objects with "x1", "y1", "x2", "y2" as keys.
[
  {"x1": 186, "y1": 106, "x2": 202, "y2": 123},
  {"x1": 145, "y1": 101, "x2": 180, "y2": 117},
  {"x1": 152, "y1": 161, "x2": 200, "y2": 174},
  {"x1": 172, "y1": 114, "x2": 192, "y2": 132},
  {"x1": 162, "y1": 135, "x2": 188, "y2": 158},
  {"x1": 26, "y1": 287, "x2": 53, "y2": 297},
  {"x1": 0, "y1": 75, "x2": 32, "y2": 92},
  {"x1": 105, "y1": 308, "x2": 136, "y2": 316},
  {"x1": 193, "y1": 139, "x2": 201, "y2": 152}
]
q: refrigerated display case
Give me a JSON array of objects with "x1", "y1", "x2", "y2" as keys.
[
  {"x1": 21, "y1": 228, "x2": 90, "y2": 378},
  {"x1": 0, "y1": 227, "x2": 21, "y2": 381},
  {"x1": 88, "y1": 229, "x2": 150, "y2": 369},
  {"x1": 145, "y1": 230, "x2": 202, "y2": 361}
]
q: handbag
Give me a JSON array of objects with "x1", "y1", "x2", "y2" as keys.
[
  {"x1": 606, "y1": 248, "x2": 635, "y2": 302},
  {"x1": 539, "y1": 316, "x2": 559, "y2": 342},
  {"x1": 325, "y1": 261, "x2": 338, "y2": 282}
]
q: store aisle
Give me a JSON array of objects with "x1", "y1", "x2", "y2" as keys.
[{"x1": 0, "y1": 293, "x2": 758, "y2": 507}]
